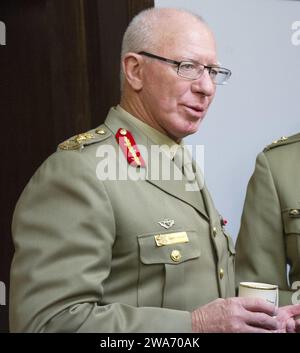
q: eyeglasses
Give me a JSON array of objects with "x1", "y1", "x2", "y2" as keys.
[{"x1": 139, "y1": 51, "x2": 232, "y2": 85}]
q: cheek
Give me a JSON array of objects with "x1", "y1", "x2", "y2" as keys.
[
  {"x1": 160, "y1": 83, "x2": 190, "y2": 111},
  {"x1": 143, "y1": 67, "x2": 191, "y2": 113}
]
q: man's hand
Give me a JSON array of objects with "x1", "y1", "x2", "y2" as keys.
[
  {"x1": 192, "y1": 297, "x2": 278, "y2": 333},
  {"x1": 274, "y1": 304, "x2": 300, "y2": 333}
]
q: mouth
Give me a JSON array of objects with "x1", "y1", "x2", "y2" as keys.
[{"x1": 183, "y1": 104, "x2": 206, "y2": 117}]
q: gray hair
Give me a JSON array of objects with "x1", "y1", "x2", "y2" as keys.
[{"x1": 120, "y1": 7, "x2": 206, "y2": 90}]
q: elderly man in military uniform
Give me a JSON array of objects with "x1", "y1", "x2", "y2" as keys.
[
  {"x1": 9, "y1": 8, "x2": 300, "y2": 332},
  {"x1": 236, "y1": 133, "x2": 300, "y2": 307}
]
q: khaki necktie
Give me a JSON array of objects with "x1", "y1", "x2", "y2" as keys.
[{"x1": 173, "y1": 146, "x2": 204, "y2": 191}]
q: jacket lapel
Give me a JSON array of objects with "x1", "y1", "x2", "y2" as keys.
[{"x1": 145, "y1": 146, "x2": 209, "y2": 221}]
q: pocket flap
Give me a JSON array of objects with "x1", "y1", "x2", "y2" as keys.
[
  {"x1": 283, "y1": 208, "x2": 300, "y2": 235},
  {"x1": 138, "y1": 230, "x2": 201, "y2": 265}
]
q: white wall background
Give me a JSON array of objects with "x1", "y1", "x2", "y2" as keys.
[{"x1": 155, "y1": 0, "x2": 300, "y2": 241}]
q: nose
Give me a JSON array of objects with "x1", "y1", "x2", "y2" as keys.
[{"x1": 191, "y1": 69, "x2": 216, "y2": 97}]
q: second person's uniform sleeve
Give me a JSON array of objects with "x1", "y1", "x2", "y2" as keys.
[{"x1": 235, "y1": 152, "x2": 292, "y2": 305}]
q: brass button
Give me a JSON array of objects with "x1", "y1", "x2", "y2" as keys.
[
  {"x1": 279, "y1": 136, "x2": 288, "y2": 142},
  {"x1": 95, "y1": 128, "x2": 106, "y2": 135},
  {"x1": 170, "y1": 250, "x2": 182, "y2": 262},
  {"x1": 120, "y1": 129, "x2": 127, "y2": 136},
  {"x1": 212, "y1": 227, "x2": 217, "y2": 237},
  {"x1": 289, "y1": 209, "x2": 300, "y2": 216},
  {"x1": 219, "y1": 268, "x2": 224, "y2": 279}
]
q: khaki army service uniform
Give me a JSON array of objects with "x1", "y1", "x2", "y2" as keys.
[
  {"x1": 236, "y1": 133, "x2": 300, "y2": 306},
  {"x1": 10, "y1": 106, "x2": 236, "y2": 332}
]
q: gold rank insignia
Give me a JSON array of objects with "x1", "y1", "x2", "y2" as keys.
[
  {"x1": 74, "y1": 132, "x2": 95, "y2": 143},
  {"x1": 59, "y1": 132, "x2": 95, "y2": 151},
  {"x1": 58, "y1": 139, "x2": 82, "y2": 151},
  {"x1": 272, "y1": 136, "x2": 288, "y2": 145},
  {"x1": 115, "y1": 128, "x2": 145, "y2": 167}
]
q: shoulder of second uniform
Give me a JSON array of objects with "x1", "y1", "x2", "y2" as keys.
[
  {"x1": 57, "y1": 125, "x2": 114, "y2": 153},
  {"x1": 263, "y1": 132, "x2": 300, "y2": 152}
]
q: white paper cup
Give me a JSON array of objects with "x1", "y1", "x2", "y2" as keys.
[{"x1": 238, "y1": 282, "x2": 279, "y2": 306}]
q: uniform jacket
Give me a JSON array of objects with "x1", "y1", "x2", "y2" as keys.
[
  {"x1": 236, "y1": 133, "x2": 300, "y2": 306},
  {"x1": 10, "y1": 107, "x2": 235, "y2": 332}
]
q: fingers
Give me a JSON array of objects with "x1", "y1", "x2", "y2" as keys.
[
  {"x1": 286, "y1": 318, "x2": 296, "y2": 333},
  {"x1": 242, "y1": 324, "x2": 275, "y2": 333},
  {"x1": 246, "y1": 311, "x2": 279, "y2": 331},
  {"x1": 279, "y1": 304, "x2": 300, "y2": 317},
  {"x1": 295, "y1": 319, "x2": 300, "y2": 333},
  {"x1": 238, "y1": 297, "x2": 277, "y2": 316}
]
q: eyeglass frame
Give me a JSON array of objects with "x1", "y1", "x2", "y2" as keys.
[{"x1": 138, "y1": 51, "x2": 231, "y2": 85}]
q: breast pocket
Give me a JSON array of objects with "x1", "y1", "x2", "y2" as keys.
[{"x1": 137, "y1": 230, "x2": 200, "y2": 309}]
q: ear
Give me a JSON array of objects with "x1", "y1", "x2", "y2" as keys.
[{"x1": 122, "y1": 53, "x2": 144, "y2": 91}]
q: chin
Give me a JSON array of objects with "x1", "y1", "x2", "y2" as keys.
[
  {"x1": 165, "y1": 116, "x2": 204, "y2": 140},
  {"x1": 184, "y1": 120, "x2": 203, "y2": 136},
  {"x1": 170, "y1": 127, "x2": 199, "y2": 141},
  {"x1": 183, "y1": 129, "x2": 199, "y2": 138}
]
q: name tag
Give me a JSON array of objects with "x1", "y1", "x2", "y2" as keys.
[{"x1": 154, "y1": 232, "x2": 189, "y2": 247}]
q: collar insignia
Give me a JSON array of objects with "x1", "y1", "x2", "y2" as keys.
[{"x1": 115, "y1": 128, "x2": 145, "y2": 167}]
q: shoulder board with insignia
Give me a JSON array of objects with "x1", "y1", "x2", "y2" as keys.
[
  {"x1": 263, "y1": 132, "x2": 300, "y2": 152},
  {"x1": 58, "y1": 125, "x2": 111, "y2": 151}
]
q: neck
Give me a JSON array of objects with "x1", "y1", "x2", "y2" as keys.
[
  {"x1": 120, "y1": 93, "x2": 154, "y2": 128},
  {"x1": 120, "y1": 92, "x2": 180, "y2": 143}
]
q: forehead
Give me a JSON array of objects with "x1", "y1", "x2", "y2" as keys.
[{"x1": 158, "y1": 21, "x2": 217, "y2": 63}]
